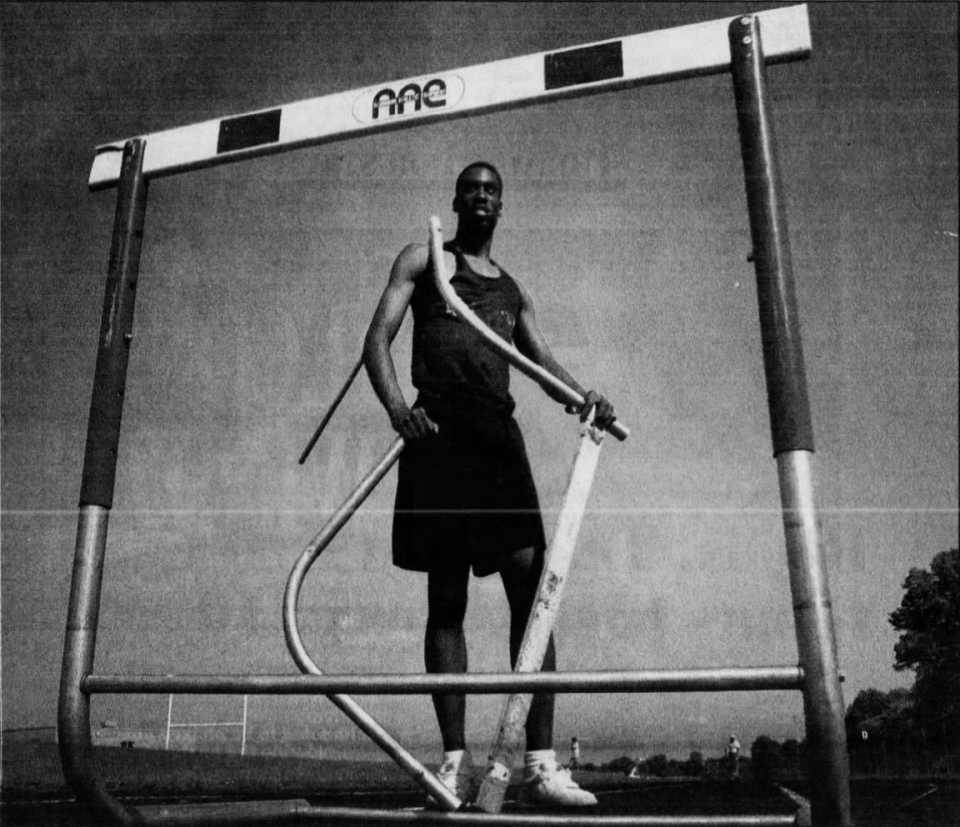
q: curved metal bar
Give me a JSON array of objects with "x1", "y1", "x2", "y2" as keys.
[
  {"x1": 427, "y1": 216, "x2": 630, "y2": 442},
  {"x1": 283, "y1": 436, "x2": 461, "y2": 811},
  {"x1": 284, "y1": 436, "x2": 404, "y2": 668}
]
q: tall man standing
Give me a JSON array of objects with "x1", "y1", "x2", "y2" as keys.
[{"x1": 363, "y1": 162, "x2": 616, "y2": 807}]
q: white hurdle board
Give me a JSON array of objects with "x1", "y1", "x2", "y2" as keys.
[{"x1": 88, "y1": 5, "x2": 810, "y2": 190}]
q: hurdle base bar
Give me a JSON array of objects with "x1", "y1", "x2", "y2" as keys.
[{"x1": 137, "y1": 800, "x2": 800, "y2": 826}]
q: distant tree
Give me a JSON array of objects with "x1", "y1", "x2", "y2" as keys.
[
  {"x1": 749, "y1": 735, "x2": 782, "y2": 781},
  {"x1": 889, "y1": 548, "x2": 960, "y2": 726},
  {"x1": 780, "y1": 739, "x2": 801, "y2": 773},
  {"x1": 602, "y1": 755, "x2": 636, "y2": 775},
  {"x1": 645, "y1": 753, "x2": 668, "y2": 777},
  {"x1": 687, "y1": 751, "x2": 704, "y2": 777},
  {"x1": 845, "y1": 687, "x2": 913, "y2": 743}
]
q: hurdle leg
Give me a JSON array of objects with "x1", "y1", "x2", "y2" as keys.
[{"x1": 472, "y1": 422, "x2": 604, "y2": 813}]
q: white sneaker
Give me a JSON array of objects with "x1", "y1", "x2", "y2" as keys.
[
  {"x1": 429, "y1": 749, "x2": 473, "y2": 804},
  {"x1": 522, "y1": 757, "x2": 598, "y2": 807}
]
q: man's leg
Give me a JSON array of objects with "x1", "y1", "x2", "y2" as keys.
[
  {"x1": 499, "y1": 546, "x2": 555, "y2": 751},
  {"x1": 425, "y1": 562, "x2": 471, "y2": 752}
]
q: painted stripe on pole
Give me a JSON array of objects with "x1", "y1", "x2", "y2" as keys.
[{"x1": 88, "y1": 5, "x2": 810, "y2": 190}]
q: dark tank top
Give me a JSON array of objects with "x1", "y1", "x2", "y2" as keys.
[{"x1": 410, "y1": 243, "x2": 522, "y2": 415}]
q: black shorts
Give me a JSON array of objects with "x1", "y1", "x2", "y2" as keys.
[{"x1": 392, "y1": 394, "x2": 547, "y2": 577}]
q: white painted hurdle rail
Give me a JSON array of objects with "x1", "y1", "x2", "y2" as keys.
[{"x1": 87, "y1": 6, "x2": 809, "y2": 190}]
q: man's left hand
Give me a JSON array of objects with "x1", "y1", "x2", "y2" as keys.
[{"x1": 568, "y1": 390, "x2": 616, "y2": 431}]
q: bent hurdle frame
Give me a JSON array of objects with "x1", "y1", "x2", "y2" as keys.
[{"x1": 60, "y1": 6, "x2": 851, "y2": 825}]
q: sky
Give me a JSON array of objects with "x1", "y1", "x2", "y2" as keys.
[{"x1": 2, "y1": 2, "x2": 957, "y2": 761}]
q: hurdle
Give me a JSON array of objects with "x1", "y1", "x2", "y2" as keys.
[{"x1": 61, "y1": 5, "x2": 851, "y2": 825}]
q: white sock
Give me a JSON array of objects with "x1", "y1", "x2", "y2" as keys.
[
  {"x1": 442, "y1": 749, "x2": 466, "y2": 768},
  {"x1": 524, "y1": 748, "x2": 556, "y2": 774}
]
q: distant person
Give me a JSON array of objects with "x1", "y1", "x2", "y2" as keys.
[
  {"x1": 724, "y1": 735, "x2": 741, "y2": 779},
  {"x1": 569, "y1": 736, "x2": 581, "y2": 769},
  {"x1": 364, "y1": 162, "x2": 616, "y2": 808}
]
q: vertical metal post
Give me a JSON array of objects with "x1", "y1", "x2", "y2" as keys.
[
  {"x1": 58, "y1": 139, "x2": 148, "y2": 825},
  {"x1": 729, "y1": 16, "x2": 851, "y2": 827}
]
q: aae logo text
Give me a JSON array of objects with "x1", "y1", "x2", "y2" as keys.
[{"x1": 352, "y1": 75, "x2": 465, "y2": 125}]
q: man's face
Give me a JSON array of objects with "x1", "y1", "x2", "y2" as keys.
[{"x1": 453, "y1": 166, "x2": 502, "y2": 227}]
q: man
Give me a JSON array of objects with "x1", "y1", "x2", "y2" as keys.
[
  {"x1": 725, "y1": 735, "x2": 741, "y2": 779},
  {"x1": 363, "y1": 162, "x2": 616, "y2": 807}
]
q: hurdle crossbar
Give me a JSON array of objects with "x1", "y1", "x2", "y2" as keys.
[
  {"x1": 84, "y1": 666, "x2": 805, "y2": 695},
  {"x1": 87, "y1": 6, "x2": 809, "y2": 190}
]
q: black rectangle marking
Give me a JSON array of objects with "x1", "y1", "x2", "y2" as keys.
[
  {"x1": 217, "y1": 109, "x2": 282, "y2": 154},
  {"x1": 544, "y1": 41, "x2": 624, "y2": 91}
]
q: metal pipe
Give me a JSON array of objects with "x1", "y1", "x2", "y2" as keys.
[
  {"x1": 85, "y1": 666, "x2": 804, "y2": 695},
  {"x1": 777, "y1": 451, "x2": 850, "y2": 826},
  {"x1": 139, "y1": 801, "x2": 799, "y2": 826},
  {"x1": 59, "y1": 138, "x2": 149, "y2": 825},
  {"x1": 728, "y1": 18, "x2": 813, "y2": 457},
  {"x1": 285, "y1": 436, "x2": 404, "y2": 637},
  {"x1": 298, "y1": 354, "x2": 364, "y2": 464},
  {"x1": 283, "y1": 436, "x2": 460, "y2": 810},
  {"x1": 284, "y1": 436, "x2": 404, "y2": 673},
  {"x1": 729, "y1": 16, "x2": 850, "y2": 827},
  {"x1": 78, "y1": 141, "x2": 150, "y2": 508}
]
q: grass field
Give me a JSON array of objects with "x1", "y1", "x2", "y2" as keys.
[{"x1": 2, "y1": 742, "x2": 957, "y2": 825}]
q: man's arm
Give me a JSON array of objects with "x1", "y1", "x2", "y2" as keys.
[
  {"x1": 512, "y1": 279, "x2": 617, "y2": 430},
  {"x1": 362, "y1": 243, "x2": 439, "y2": 441}
]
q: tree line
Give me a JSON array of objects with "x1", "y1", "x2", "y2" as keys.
[
  {"x1": 844, "y1": 548, "x2": 958, "y2": 776},
  {"x1": 593, "y1": 548, "x2": 959, "y2": 781}
]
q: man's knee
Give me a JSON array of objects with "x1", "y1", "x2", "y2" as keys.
[
  {"x1": 501, "y1": 546, "x2": 543, "y2": 613},
  {"x1": 427, "y1": 567, "x2": 469, "y2": 627}
]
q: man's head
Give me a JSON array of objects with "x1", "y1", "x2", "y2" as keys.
[
  {"x1": 453, "y1": 162, "x2": 503, "y2": 227},
  {"x1": 456, "y1": 161, "x2": 503, "y2": 195}
]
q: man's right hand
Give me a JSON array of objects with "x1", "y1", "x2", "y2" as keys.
[{"x1": 390, "y1": 406, "x2": 439, "y2": 442}]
